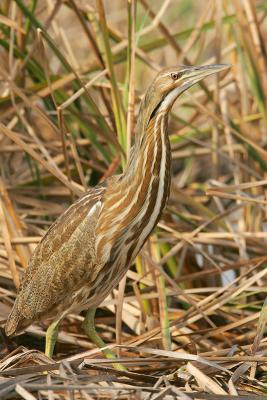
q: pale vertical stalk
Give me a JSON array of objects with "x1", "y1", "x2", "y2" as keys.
[
  {"x1": 116, "y1": 275, "x2": 127, "y2": 357},
  {"x1": 211, "y1": 1, "x2": 222, "y2": 178},
  {"x1": 152, "y1": 235, "x2": 171, "y2": 351},
  {"x1": 135, "y1": 255, "x2": 152, "y2": 317},
  {"x1": 97, "y1": 0, "x2": 127, "y2": 162},
  {"x1": 126, "y1": 0, "x2": 136, "y2": 160}
]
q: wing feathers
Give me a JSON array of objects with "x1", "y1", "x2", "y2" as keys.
[{"x1": 5, "y1": 187, "x2": 105, "y2": 336}]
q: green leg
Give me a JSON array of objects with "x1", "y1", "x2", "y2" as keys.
[
  {"x1": 45, "y1": 318, "x2": 61, "y2": 358},
  {"x1": 82, "y1": 308, "x2": 127, "y2": 371}
]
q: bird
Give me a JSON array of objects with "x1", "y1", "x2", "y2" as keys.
[{"x1": 5, "y1": 63, "x2": 229, "y2": 368}]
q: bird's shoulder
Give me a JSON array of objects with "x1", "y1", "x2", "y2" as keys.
[{"x1": 41, "y1": 185, "x2": 105, "y2": 250}]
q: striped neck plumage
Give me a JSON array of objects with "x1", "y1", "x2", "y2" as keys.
[
  {"x1": 96, "y1": 83, "x2": 175, "y2": 266},
  {"x1": 124, "y1": 86, "x2": 176, "y2": 178},
  {"x1": 123, "y1": 115, "x2": 169, "y2": 182},
  {"x1": 116, "y1": 98, "x2": 172, "y2": 252}
]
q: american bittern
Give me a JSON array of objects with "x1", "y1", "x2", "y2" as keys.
[{"x1": 5, "y1": 64, "x2": 228, "y2": 366}]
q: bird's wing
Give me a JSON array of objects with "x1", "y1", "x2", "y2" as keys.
[
  {"x1": 5, "y1": 184, "x2": 106, "y2": 335},
  {"x1": 21, "y1": 184, "x2": 105, "y2": 290}
]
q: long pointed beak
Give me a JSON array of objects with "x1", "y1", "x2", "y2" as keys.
[{"x1": 183, "y1": 63, "x2": 230, "y2": 81}]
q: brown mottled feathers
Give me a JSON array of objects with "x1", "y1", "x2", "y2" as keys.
[{"x1": 5, "y1": 183, "x2": 107, "y2": 336}]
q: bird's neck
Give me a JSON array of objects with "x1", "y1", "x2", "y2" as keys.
[
  {"x1": 126, "y1": 111, "x2": 171, "y2": 182},
  {"x1": 96, "y1": 106, "x2": 171, "y2": 266},
  {"x1": 120, "y1": 106, "x2": 172, "y2": 220}
]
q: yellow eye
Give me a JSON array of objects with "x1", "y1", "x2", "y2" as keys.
[{"x1": 171, "y1": 73, "x2": 179, "y2": 80}]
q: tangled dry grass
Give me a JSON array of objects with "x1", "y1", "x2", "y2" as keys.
[{"x1": 0, "y1": 0, "x2": 267, "y2": 398}]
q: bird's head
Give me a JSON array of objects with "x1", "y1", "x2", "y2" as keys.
[{"x1": 141, "y1": 64, "x2": 230, "y2": 127}]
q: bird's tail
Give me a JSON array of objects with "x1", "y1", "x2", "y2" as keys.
[
  {"x1": 5, "y1": 309, "x2": 19, "y2": 336},
  {"x1": 5, "y1": 305, "x2": 31, "y2": 336}
]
